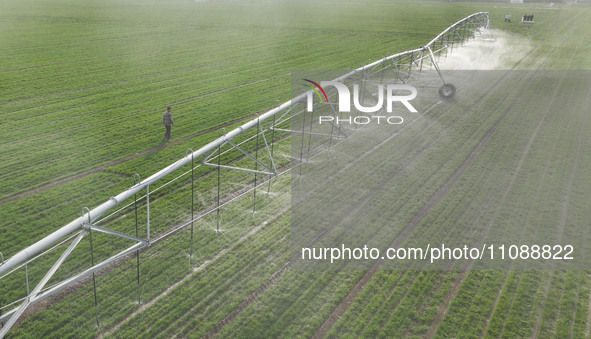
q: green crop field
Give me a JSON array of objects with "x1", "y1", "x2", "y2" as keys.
[{"x1": 2, "y1": 0, "x2": 591, "y2": 338}]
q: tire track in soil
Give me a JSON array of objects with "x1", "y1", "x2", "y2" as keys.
[
  {"x1": 13, "y1": 41, "x2": 520, "y2": 339},
  {"x1": 565, "y1": 75, "x2": 591, "y2": 339},
  {"x1": 321, "y1": 76, "x2": 523, "y2": 335},
  {"x1": 363, "y1": 95, "x2": 518, "y2": 335},
  {"x1": 2, "y1": 32, "x2": 355, "y2": 109},
  {"x1": 0, "y1": 27, "x2": 284, "y2": 75},
  {"x1": 9, "y1": 111, "x2": 285, "y2": 332},
  {"x1": 199, "y1": 17, "x2": 591, "y2": 339},
  {"x1": 6, "y1": 50, "x2": 497, "y2": 339},
  {"x1": 528, "y1": 45, "x2": 588, "y2": 339},
  {"x1": 89, "y1": 159, "x2": 292, "y2": 335},
  {"x1": 4, "y1": 15, "x2": 576, "y2": 339},
  {"x1": 0, "y1": 72, "x2": 285, "y2": 183},
  {"x1": 150, "y1": 232, "x2": 291, "y2": 339},
  {"x1": 12, "y1": 22, "x2": 575, "y2": 339},
  {"x1": 0, "y1": 73, "x2": 288, "y2": 198},
  {"x1": 431, "y1": 81, "x2": 548, "y2": 338}
]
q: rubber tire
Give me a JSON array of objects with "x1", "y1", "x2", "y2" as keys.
[{"x1": 438, "y1": 83, "x2": 456, "y2": 99}]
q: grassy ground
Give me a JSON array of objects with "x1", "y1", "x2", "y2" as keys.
[{"x1": 2, "y1": 0, "x2": 591, "y2": 338}]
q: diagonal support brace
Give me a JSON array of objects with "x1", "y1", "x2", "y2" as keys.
[
  {"x1": 203, "y1": 137, "x2": 277, "y2": 176},
  {"x1": 0, "y1": 230, "x2": 87, "y2": 337}
]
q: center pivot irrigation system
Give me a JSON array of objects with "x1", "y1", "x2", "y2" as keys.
[{"x1": 0, "y1": 12, "x2": 490, "y2": 336}]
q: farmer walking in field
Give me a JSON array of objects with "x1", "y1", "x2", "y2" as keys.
[{"x1": 163, "y1": 106, "x2": 174, "y2": 141}]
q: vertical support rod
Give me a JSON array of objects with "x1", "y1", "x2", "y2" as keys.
[
  {"x1": 354, "y1": 71, "x2": 364, "y2": 133},
  {"x1": 419, "y1": 50, "x2": 424, "y2": 72},
  {"x1": 408, "y1": 52, "x2": 414, "y2": 79},
  {"x1": 267, "y1": 110, "x2": 277, "y2": 194},
  {"x1": 327, "y1": 102, "x2": 338, "y2": 149},
  {"x1": 444, "y1": 33, "x2": 449, "y2": 58},
  {"x1": 424, "y1": 45, "x2": 446, "y2": 85},
  {"x1": 253, "y1": 121, "x2": 260, "y2": 213},
  {"x1": 216, "y1": 132, "x2": 222, "y2": 233},
  {"x1": 298, "y1": 101, "x2": 307, "y2": 177},
  {"x1": 133, "y1": 174, "x2": 141, "y2": 305},
  {"x1": 146, "y1": 185, "x2": 151, "y2": 244},
  {"x1": 187, "y1": 149, "x2": 194, "y2": 257},
  {"x1": 305, "y1": 101, "x2": 315, "y2": 157},
  {"x1": 25, "y1": 264, "x2": 30, "y2": 297},
  {"x1": 84, "y1": 208, "x2": 100, "y2": 328},
  {"x1": 463, "y1": 21, "x2": 468, "y2": 44}
]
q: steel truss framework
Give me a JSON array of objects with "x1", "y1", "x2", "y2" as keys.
[{"x1": 0, "y1": 12, "x2": 489, "y2": 336}]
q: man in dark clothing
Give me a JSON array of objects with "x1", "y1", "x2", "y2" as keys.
[{"x1": 163, "y1": 106, "x2": 174, "y2": 141}]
